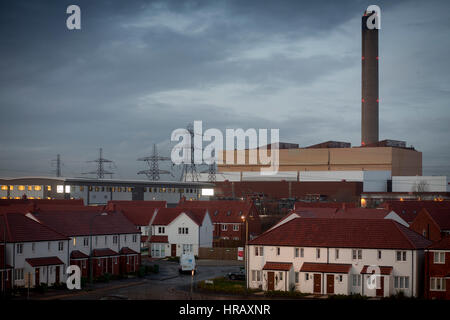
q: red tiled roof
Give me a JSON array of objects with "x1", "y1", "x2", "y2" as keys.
[
  {"x1": 300, "y1": 263, "x2": 352, "y2": 274},
  {"x1": 424, "y1": 208, "x2": 450, "y2": 230},
  {"x1": 149, "y1": 235, "x2": 168, "y2": 243},
  {"x1": 70, "y1": 250, "x2": 89, "y2": 259},
  {"x1": 152, "y1": 207, "x2": 207, "y2": 226},
  {"x1": 360, "y1": 265, "x2": 393, "y2": 275},
  {"x1": 335, "y1": 208, "x2": 391, "y2": 219},
  {"x1": 120, "y1": 247, "x2": 139, "y2": 255},
  {"x1": 383, "y1": 200, "x2": 450, "y2": 224},
  {"x1": 92, "y1": 248, "x2": 118, "y2": 257},
  {"x1": 107, "y1": 201, "x2": 166, "y2": 226},
  {"x1": 0, "y1": 212, "x2": 69, "y2": 242},
  {"x1": 427, "y1": 236, "x2": 450, "y2": 250},
  {"x1": 26, "y1": 256, "x2": 64, "y2": 267},
  {"x1": 263, "y1": 262, "x2": 292, "y2": 271},
  {"x1": 31, "y1": 210, "x2": 139, "y2": 237},
  {"x1": 249, "y1": 218, "x2": 432, "y2": 250},
  {"x1": 293, "y1": 208, "x2": 338, "y2": 218},
  {"x1": 294, "y1": 202, "x2": 356, "y2": 209},
  {"x1": 178, "y1": 199, "x2": 258, "y2": 224}
]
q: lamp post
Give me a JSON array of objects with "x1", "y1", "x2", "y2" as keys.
[
  {"x1": 2, "y1": 215, "x2": 6, "y2": 297},
  {"x1": 241, "y1": 215, "x2": 249, "y2": 290},
  {"x1": 89, "y1": 212, "x2": 108, "y2": 286}
]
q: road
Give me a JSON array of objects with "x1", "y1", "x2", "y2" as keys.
[{"x1": 59, "y1": 259, "x2": 245, "y2": 300}]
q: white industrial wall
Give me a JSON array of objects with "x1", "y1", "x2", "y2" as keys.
[{"x1": 392, "y1": 176, "x2": 448, "y2": 192}]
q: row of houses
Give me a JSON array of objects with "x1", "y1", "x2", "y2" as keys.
[
  {"x1": 0, "y1": 200, "x2": 141, "y2": 292},
  {"x1": 245, "y1": 200, "x2": 450, "y2": 299}
]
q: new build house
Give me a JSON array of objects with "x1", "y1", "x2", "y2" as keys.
[
  {"x1": 0, "y1": 212, "x2": 70, "y2": 288},
  {"x1": 247, "y1": 218, "x2": 431, "y2": 297},
  {"x1": 149, "y1": 207, "x2": 213, "y2": 257}
]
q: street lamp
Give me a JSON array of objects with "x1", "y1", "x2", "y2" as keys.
[
  {"x1": 241, "y1": 215, "x2": 250, "y2": 290},
  {"x1": 89, "y1": 212, "x2": 108, "y2": 285}
]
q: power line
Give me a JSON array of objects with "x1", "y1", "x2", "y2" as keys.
[
  {"x1": 51, "y1": 154, "x2": 62, "y2": 177},
  {"x1": 137, "y1": 144, "x2": 172, "y2": 181},
  {"x1": 82, "y1": 148, "x2": 115, "y2": 179}
]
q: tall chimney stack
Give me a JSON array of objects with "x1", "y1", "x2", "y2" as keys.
[{"x1": 361, "y1": 8, "x2": 379, "y2": 146}]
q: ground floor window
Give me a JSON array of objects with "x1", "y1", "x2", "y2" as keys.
[
  {"x1": 295, "y1": 272, "x2": 299, "y2": 283},
  {"x1": 394, "y1": 276, "x2": 409, "y2": 289},
  {"x1": 430, "y1": 277, "x2": 446, "y2": 291},
  {"x1": 14, "y1": 268, "x2": 24, "y2": 281},
  {"x1": 352, "y1": 274, "x2": 361, "y2": 287},
  {"x1": 151, "y1": 243, "x2": 166, "y2": 257},
  {"x1": 251, "y1": 270, "x2": 261, "y2": 282},
  {"x1": 182, "y1": 244, "x2": 193, "y2": 254}
]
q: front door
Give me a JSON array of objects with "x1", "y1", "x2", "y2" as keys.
[
  {"x1": 171, "y1": 244, "x2": 177, "y2": 257},
  {"x1": 327, "y1": 274, "x2": 334, "y2": 294},
  {"x1": 376, "y1": 276, "x2": 384, "y2": 297},
  {"x1": 267, "y1": 272, "x2": 275, "y2": 291},
  {"x1": 35, "y1": 268, "x2": 40, "y2": 286},
  {"x1": 55, "y1": 266, "x2": 60, "y2": 284},
  {"x1": 313, "y1": 274, "x2": 321, "y2": 294}
]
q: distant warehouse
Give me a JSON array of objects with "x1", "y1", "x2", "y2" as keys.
[{"x1": 0, "y1": 177, "x2": 214, "y2": 205}]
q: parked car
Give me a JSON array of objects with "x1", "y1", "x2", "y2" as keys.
[{"x1": 227, "y1": 267, "x2": 245, "y2": 280}]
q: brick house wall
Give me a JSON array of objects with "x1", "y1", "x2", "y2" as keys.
[
  {"x1": 410, "y1": 209, "x2": 442, "y2": 242},
  {"x1": 424, "y1": 250, "x2": 450, "y2": 300}
]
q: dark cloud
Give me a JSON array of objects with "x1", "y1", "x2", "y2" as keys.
[{"x1": 0, "y1": 0, "x2": 449, "y2": 178}]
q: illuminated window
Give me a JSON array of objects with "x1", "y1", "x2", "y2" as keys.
[
  {"x1": 95, "y1": 187, "x2": 99, "y2": 192},
  {"x1": 1, "y1": 185, "x2": 7, "y2": 191},
  {"x1": 57, "y1": 185, "x2": 64, "y2": 193},
  {"x1": 65, "y1": 185, "x2": 71, "y2": 193},
  {"x1": 1, "y1": 197, "x2": 7, "y2": 200},
  {"x1": 9, "y1": 186, "x2": 14, "y2": 190},
  {"x1": 47, "y1": 186, "x2": 51, "y2": 191},
  {"x1": 14, "y1": 197, "x2": 20, "y2": 199},
  {"x1": 28, "y1": 197, "x2": 34, "y2": 199},
  {"x1": 28, "y1": 186, "x2": 32, "y2": 191},
  {"x1": 80, "y1": 186, "x2": 84, "y2": 192},
  {"x1": 128, "y1": 187, "x2": 132, "y2": 192},
  {"x1": 34, "y1": 186, "x2": 42, "y2": 191}
]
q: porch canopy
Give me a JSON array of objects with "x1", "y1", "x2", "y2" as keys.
[
  {"x1": 360, "y1": 265, "x2": 393, "y2": 275},
  {"x1": 300, "y1": 262, "x2": 352, "y2": 274},
  {"x1": 263, "y1": 262, "x2": 293, "y2": 271},
  {"x1": 25, "y1": 257, "x2": 64, "y2": 267}
]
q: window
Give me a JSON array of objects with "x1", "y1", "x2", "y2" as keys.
[
  {"x1": 335, "y1": 249, "x2": 339, "y2": 260},
  {"x1": 233, "y1": 224, "x2": 239, "y2": 231},
  {"x1": 28, "y1": 186, "x2": 32, "y2": 191},
  {"x1": 17, "y1": 243, "x2": 24, "y2": 255},
  {"x1": 279, "y1": 272, "x2": 283, "y2": 281},
  {"x1": 295, "y1": 272, "x2": 299, "y2": 283},
  {"x1": 316, "y1": 248, "x2": 320, "y2": 259},
  {"x1": 95, "y1": 236, "x2": 98, "y2": 246},
  {"x1": 32, "y1": 243, "x2": 35, "y2": 253},
  {"x1": 83, "y1": 237, "x2": 89, "y2": 247},
  {"x1": 339, "y1": 275, "x2": 343, "y2": 282},
  {"x1": 378, "y1": 250, "x2": 382, "y2": 260},
  {"x1": 133, "y1": 235, "x2": 137, "y2": 243},
  {"x1": 396, "y1": 251, "x2": 407, "y2": 261},
  {"x1": 34, "y1": 186, "x2": 42, "y2": 191},
  {"x1": 433, "y1": 252, "x2": 445, "y2": 264},
  {"x1": 178, "y1": 227, "x2": 189, "y2": 235},
  {"x1": 430, "y1": 278, "x2": 446, "y2": 291},
  {"x1": 58, "y1": 241, "x2": 64, "y2": 251},
  {"x1": 305, "y1": 273, "x2": 309, "y2": 281},
  {"x1": 158, "y1": 227, "x2": 165, "y2": 234},
  {"x1": 47, "y1": 186, "x2": 51, "y2": 191},
  {"x1": 352, "y1": 249, "x2": 362, "y2": 260},
  {"x1": 300, "y1": 248, "x2": 304, "y2": 258},
  {"x1": 276, "y1": 247, "x2": 280, "y2": 256},
  {"x1": 0, "y1": 185, "x2": 7, "y2": 190},
  {"x1": 182, "y1": 244, "x2": 193, "y2": 254},
  {"x1": 255, "y1": 246, "x2": 264, "y2": 256},
  {"x1": 124, "y1": 235, "x2": 127, "y2": 242},
  {"x1": 221, "y1": 224, "x2": 227, "y2": 231},
  {"x1": 80, "y1": 186, "x2": 84, "y2": 192},
  {"x1": 352, "y1": 275, "x2": 361, "y2": 287},
  {"x1": 113, "y1": 236, "x2": 118, "y2": 244},
  {"x1": 294, "y1": 248, "x2": 299, "y2": 258},
  {"x1": 14, "y1": 269, "x2": 24, "y2": 281},
  {"x1": 394, "y1": 276, "x2": 409, "y2": 289},
  {"x1": 18, "y1": 185, "x2": 25, "y2": 191}
]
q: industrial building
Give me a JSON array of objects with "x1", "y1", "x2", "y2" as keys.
[{"x1": 0, "y1": 177, "x2": 213, "y2": 206}]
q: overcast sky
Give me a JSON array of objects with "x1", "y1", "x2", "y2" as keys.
[{"x1": 0, "y1": 0, "x2": 449, "y2": 180}]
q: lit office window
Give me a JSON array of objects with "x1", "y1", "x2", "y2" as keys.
[
  {"x1": 34, "y1": 186, "x2": 42, "y2": 191},
  {"x1": 18, "y1": 185, "x2": 25, "y2": 191}
]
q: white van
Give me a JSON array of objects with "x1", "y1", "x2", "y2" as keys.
[{"x1": 179, "y1": 253, "x2": 196, "y2": 274}]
